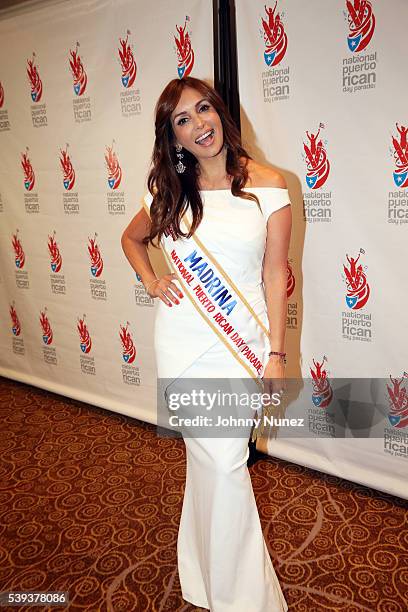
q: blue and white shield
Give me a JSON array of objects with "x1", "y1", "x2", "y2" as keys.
[
  {"x1": 178, "y1": 65, "x2": 186, "y2": 79},
  {"x1": 306, "y1": 175, "x2": 317, "y2": 188},
  {"x1": 63, "y1": 180, "x2": 69, "y2": 190},
  {"x1": 393, "y1": 171, "x2": 407, "y2": 187},
  {"x1": 108, "y1": 178, "x2": 115, "y2": 189},
  {"x1": 51, "y1": 263, "x2": 56, "y2": 272},
  {"x1": 31, "y1": 92, "x2": 37, "y2": 102},
  {"x1": 122, "y1": 75, "x2": 129, "y2": 87},
  {"x1": 91, "y1": 266, "x2": 97, "y2": 277},
  {"x1": 80, "y1": 344, "x2": 87, "y2": 353},
  {"x1": 24, "y1": 181, "x2": 30, "y2": 190},
  {"x1": 388, "y1": 414, "x2": 400, "y2": 427},
  {"x1": 347, "y1": 34, "x2": 361, "y2": 52},
  {"x1": 123, "y1": 353, "x2": 130, "y2": 363},
  {"x1": 346, "y1": 295, "x2": 357, "y2": 308},
  {"x1": 312, "y1": 395, "x2": 322, "y2": 407},
  {"x1": 74, "y1": 83, "x2": 80, "y2": 95},
  {"x1": 264, "y1": 51, "x2": 276, "y2": 66},
  {"x1": 16, "y1": 259, "x2": 21, "y2": 268},
  {"x1": 43, "y1": 335, "x2": 48, "y2": 344}
]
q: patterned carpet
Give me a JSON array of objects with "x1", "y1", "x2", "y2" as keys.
[{"x1": 0, "y1": 376, "x2": 407, "y2": 612}]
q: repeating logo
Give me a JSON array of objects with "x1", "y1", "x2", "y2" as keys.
[
  {"x1": 303, "y1": 125, "x2": 330, "y2": 189},
  {"x1": 343, "y1": 251, "x2": 370, "y2": 309},
  {"x1": 310, "y1": 356, "x2": 333, "y2": 408},
  {"x1": 174, "y1": 17, "x2": 194, "y2": 78},
  {"x1": 69, "y1": 43, "x2": 87, "y2": 96},
  {"x1": 261, "y1": 2, "x2": 287, "y2": 67},
  {"x1": 120, "y1": 323, "x2": 136, "y2": 363},
  {"x1": 346, "y1": 0, "x2": 375, "y2": 53},
  {"x1": 10, "y1": 304, "x2": 21, "y2": 336},
  {"x1": 27, "y1": 53, "x2": 43, "y2": 102},
  {"x1": 0, "y1": 81, "x2": 10, "y2": 132},
  {"x1": 287, "y1": 260, "x2": 295, "y2": 298},
  {"x1": 48, "y1": 232, "x2": 62, "y2": 273},
  {"x1": 105, "y1": 143, "x2": 122, "y2": 189},
  {"x1": 88, "y1": 235, "x2": 104, "y2": 277},
  {"x1": 39, "y1": 309, "x2": 53, "y2": 345},
  {"x1": 60, "y1": 145, "x2": 76, "y2": 190},
  {"x1": 387, "y1": 373, "x2": 408, "y2": 429},
  {"x1": 77, "y1": 316, "x2": 92, "y2": 353},
  {"x1": 21, "y1": 150, "x2": 35, "y2": 191},
  {"x1": 119, "y1": 33, "x2": 136, "y2": 88},
  {"x1": 391, "y1": 123, "x2": 408, "y2": 188},
  {"x1": 12, "y1": 232, "x2": 25, "y2": 269}
]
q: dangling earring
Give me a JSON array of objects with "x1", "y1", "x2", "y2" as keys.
[{"x1": 175, "y1": 143, "x2": 186, "y2": 174}]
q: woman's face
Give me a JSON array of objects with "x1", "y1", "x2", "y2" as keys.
[{"x1": 170, "y1": 87, "x2": 224, "y2": 159}]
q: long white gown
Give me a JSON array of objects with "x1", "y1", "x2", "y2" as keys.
[{"x1": 144, "y1": 187, "x2": 290, "y2": 611}]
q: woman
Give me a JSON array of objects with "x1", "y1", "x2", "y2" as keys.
[{"x1": 121, "y1": 76, "x2": 291, "y2": 611}]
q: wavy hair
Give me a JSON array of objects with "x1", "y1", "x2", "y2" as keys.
[{"x1": 144, "y1": 76, "x2": 260, "y2": 246}]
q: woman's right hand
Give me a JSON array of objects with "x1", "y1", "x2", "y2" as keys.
[{"x1": 147, "y1": 273, "x2": 184, "y2": 307}]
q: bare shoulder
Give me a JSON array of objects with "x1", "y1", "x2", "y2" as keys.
[{"x1": 244, "y1": 159, "x2": 287, "y2": 189}]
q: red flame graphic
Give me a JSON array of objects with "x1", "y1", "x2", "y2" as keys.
[
  {"x1": 119, "y1": 323, "x2": 136, "y2": 364},
  {"x1": 12, "y1": 233, "x2": 25, "y2": 269},
  {"x1": 0, "y1": 81, "x2": 4, "y2": 108},
  {"x1": 77, "y1": 318, "x2": 92, "y2": 353},
  {"x1": 105, "y1": 145, "x2": 122, "y2": 189},
  {"x1": 175, "y1": 20, "x2": 194, "y2": 78},
  {"x1": 69, "y1": 45, "x2": 87, "y2": 96},
  {"x1": 392, "y1": 123, "x2": 408, "y2": 188},
  {"x1": 304, "y1": 127, "x2": 330, "y2": 189},
  {"x1": 88, "y1": 237, "x2": 104, "y2": 277},
  {"x1": 27, "y1": 56, "x2": 43, "y2": 102},
  {"x1": 48, "y1": 235, "x2": 62, "y2": 273},
  {"x1": 387, "y1": 375, "x2": 408, "y2": 429},
  {"x1": 346, "y1": 0, "x2": 375, "y2": 53},
  {"x1": 118, "y1": 34, "x2": 137, "y2": 88},
  {"x1": 310, "y1": 357, "x2": 333, "y2": 408},
  {"x1": 262, "y1": 2, "x2": 288, "y2": 66},
  {"x1": 39, "y1": 310, "x2": 53, "y2": 344},
  {"x1": 21, "y1": 152, "x2": 35, "y2": 191},
  {"x1": 343, "y1": 253, "x2": 370, "y2": 309},
  {"x1": 10, "y1": 305, "x2": 21, "y2": 336},
  {"x1": 59, "y1": 147, "x2": 75, "y2": 190}
]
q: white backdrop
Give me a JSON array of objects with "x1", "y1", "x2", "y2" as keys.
[
  {"x1": 236, "y1": 0, "x2": 408, "y2": 498},
  {"x1": 1, "y1": 0, "x2": 407, "y2": 499},
  {"x1": 0, "y1": 0, "x2": 213, "y2": 423}
]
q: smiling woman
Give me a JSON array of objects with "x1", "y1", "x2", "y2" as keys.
[{"x1": 121, "y1": 76, "x2": 291, "y2": 611}]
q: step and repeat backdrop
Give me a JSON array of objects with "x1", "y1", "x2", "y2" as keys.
[
  {"x1": 0, "y1": 0, "x2": 407, "y2": 498},
  {"x1": 236, "y1": 0, "x2": 407, "y2": 498},
  {"x1": 0, "y1": 0, "x2": 213, "y2": 423}
]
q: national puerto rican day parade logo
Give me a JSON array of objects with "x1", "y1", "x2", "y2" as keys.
[
  {"x1": 260, "y1": 2, "x2": 289, "y2": 103},
  {"x1": 388, "y1": 123, "x2": 408, "y2": 225},
  {"x1": 302, "y1": 124, "x2": 333, "y2": 223},
  {"x1": 342, "y1": 0, "x2": 377, "y2": 94},
  {"x1": 341, "y1": 249, "x2": 372, "y2": 343}
]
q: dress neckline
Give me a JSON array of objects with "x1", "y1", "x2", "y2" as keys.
[{"x1": 199, "y1": 186, "x2": 286, "y2": 193}]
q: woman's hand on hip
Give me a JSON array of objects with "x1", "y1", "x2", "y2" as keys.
[{"x1": 148, "y1": 273, "x2": 184, "y2": 307}]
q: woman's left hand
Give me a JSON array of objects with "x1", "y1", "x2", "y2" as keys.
[{"x1": 262, "y1": 356, "x2": 286, "y2": 399}]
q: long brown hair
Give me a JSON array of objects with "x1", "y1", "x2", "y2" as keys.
[{"x1": 144, "y1": 76, "x2": 260, "y2": 246}]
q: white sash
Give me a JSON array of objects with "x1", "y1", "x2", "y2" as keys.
[{"x1": 142, "y1": 197, "x2": 269, "y2": 386}]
